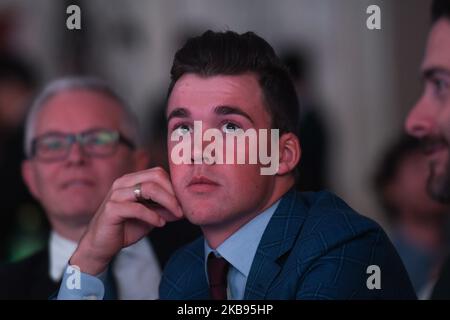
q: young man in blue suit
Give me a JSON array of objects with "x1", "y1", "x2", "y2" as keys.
[{"x1": 58, "y1": 30, "x2": 416, "y2": 300}]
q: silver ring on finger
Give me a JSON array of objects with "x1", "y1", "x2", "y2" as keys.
[{"x1": 133, "y1": 183, "x2": 143, "y2": 201}]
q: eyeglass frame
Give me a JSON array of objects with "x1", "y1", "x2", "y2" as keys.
[{"x1": 29, "y1": 128, "x2": 136, "y2": 162}]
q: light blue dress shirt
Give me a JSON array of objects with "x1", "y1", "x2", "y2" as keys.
[
  {"x1": 57, "y1": 265, "x2": 107, "y2": 300},
  {"x1": 204, "y1": 200, "x2": 279, "y2": 300},
  {"x1": 57, "y1": 200, "x2": 279, "y2": 300}
]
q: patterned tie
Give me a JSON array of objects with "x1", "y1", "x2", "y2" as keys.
[{"x1": 207, "y1": 253, "x2": 229, "y2": 300}]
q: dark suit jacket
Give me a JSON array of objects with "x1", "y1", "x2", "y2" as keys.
[
  {"x1": 160, "y1": 189, "x2": 417, "y2": 299},
  {"x1": 0, "y1": 249, "x2": 59, "y2": 300}
]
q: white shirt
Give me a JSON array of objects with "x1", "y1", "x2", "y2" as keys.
[{"x1": 49, "y1": 231, "x2": 161, "y2": 299}]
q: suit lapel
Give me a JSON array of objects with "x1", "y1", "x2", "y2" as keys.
[
  {"x1": 244, "y1": 189, "x2": 308, "y2": 299},
  {"x1": 183, "y1": 239, "x2": 210, "y2": 299},
  {"x1": 30, "y1": 248, "x2": 60, "y2": 299},
  {"x1": 165, "y1": 238, "x2": 210, "y2": 299}
]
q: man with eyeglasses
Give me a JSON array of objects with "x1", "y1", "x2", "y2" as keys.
[{"x1": 0, "y1": 77, "x2": 163, "y2": 299}]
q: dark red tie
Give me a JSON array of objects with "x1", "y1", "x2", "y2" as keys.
[{"x1": 207, "y1": 253, "x2": 229, "y2": 300}]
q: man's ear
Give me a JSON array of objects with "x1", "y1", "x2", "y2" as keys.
[
  {"x1": 21, "y1": 160, "x2": 41, "y2": 200},
  {"x1": 277, "y1": 132, "x2": 301, "y2": 176},
  {"x1": 133, "y1": 149, "x2": 151, "y2": 171}
]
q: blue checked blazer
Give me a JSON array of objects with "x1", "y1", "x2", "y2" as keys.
[{"x1": 159, "y1": 189, "x2": 416, "y2": 299}]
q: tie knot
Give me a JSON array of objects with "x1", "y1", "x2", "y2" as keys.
[{"x1": 207, "y1": 253, "x2": 229, "y2": 299}]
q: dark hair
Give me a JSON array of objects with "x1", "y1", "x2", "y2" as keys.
[
  {"x1": 373, "y1": 135, "x2": 422, "y2": 222},
  {"x1": 168, "y1": 30, "x2": 300, "y2": 135},
  {"x1": 432, "y1": 0, "x2": 450, "y2": 24}
]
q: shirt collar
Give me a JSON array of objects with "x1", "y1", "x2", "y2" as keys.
[
  {"x1": 204, "y1": 199, "x2": 280, "y2": 278},
  {"x1": 49, "y1": 231, "x2": 78, "y2": 281}
]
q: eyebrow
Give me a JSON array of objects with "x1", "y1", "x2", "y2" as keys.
[
  {"x1": 214, "y1": 106, "x2": 254, "y2": 124},
  {"x1": 166, "y1": 105, "x2": 254, "y2": 124},
  {"x1": 422, "y1": 67, "x2": 450, "y2": 80},
  {"x1": 167, "y1": 108, "x2": 191, "y2": 122}
]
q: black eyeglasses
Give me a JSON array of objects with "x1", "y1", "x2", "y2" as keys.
[{"x1": 30, "y1": 128, "x2": 135, "y2": 162}]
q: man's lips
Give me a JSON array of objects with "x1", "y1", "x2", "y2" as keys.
[
  {"x1": 187, "y1": 176, "x2": 220, "y2": 187},
  {"x1": 61, "y1": 179, "x2": 95, "y2": 189},
  {"x1": 187, "y1": 176, "x2": 220, "y2": 192}
]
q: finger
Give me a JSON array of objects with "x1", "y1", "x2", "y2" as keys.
[
  {"x1": 140, "y1": 182, "x2": 183, "y2": 219},
  {"x1": 115, "y1": 167, "x2": 175, "y2": 196},
  {"x1": 110, "y1": 201, "x2": 167, "y2": 227},
  {"x1": 110, "y1": 182, "x2": 183, "y2": 219}
]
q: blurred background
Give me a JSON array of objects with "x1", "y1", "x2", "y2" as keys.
[{"x1": 0, "y1": 0, "x2": 448, "y2": 298}]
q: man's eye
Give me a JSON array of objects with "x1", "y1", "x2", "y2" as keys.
[
  {"x1": 221, "y1": 122, "x2": 241, "y2": 133},
  {"x1": 433, "y1": 78, "x2": 449, "y2": 95},
  {"x1": 41, "y1": 139, "x2": 64, "y2": 151},
  {"x1": 85, "y1": 133, "x2": 115, "y2": 145},
  {"x1": 174, "y1": 124, "x2": 192, "y2": 135}
]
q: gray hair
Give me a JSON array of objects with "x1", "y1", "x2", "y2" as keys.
[{"x1": 24, "y1": 76, "x2": 142, "y2": 157}]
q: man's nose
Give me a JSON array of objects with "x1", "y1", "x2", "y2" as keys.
[
  {"x1": 191, "y1": 128, "x2": 217, "y2": 165},
  {"x1": 191, "y1": 134, "x2": 210, "y2": 164},
  {"x1": 66, "y1": 141, "x2": 87, "y2": 164},
  {"x1": 405, "y1": 97, "x2": 434, "y2": 139}
]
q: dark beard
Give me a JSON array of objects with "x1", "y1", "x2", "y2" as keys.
[{"x1": 427, "y1": 158, "x2": 450, "y2": 203}]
